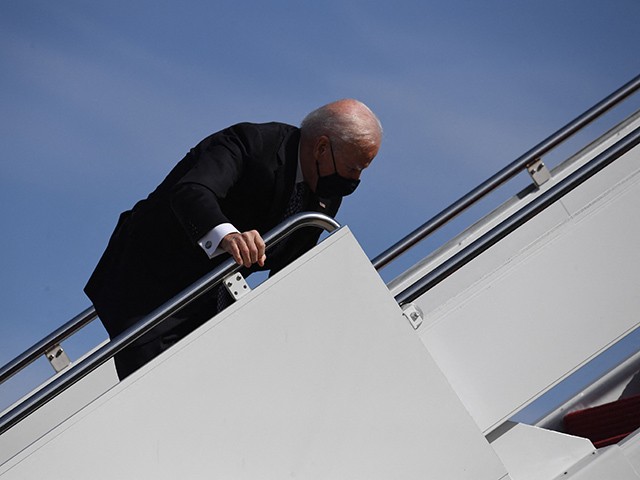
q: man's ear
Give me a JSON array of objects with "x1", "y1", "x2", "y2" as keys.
[{"x1": 313, "y1": 135, "x2": 330, "y2": 159}]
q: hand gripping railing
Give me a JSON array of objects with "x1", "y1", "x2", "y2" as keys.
[
  {"x1": 372, "y1": 73, "x2": 640, "y2": 271},
  {"x1": 0, "y1": 211, "x2": 341, "y2": 435},
  {"x1": 395, "y1": 123, "x2": 640, "y2": 306}
]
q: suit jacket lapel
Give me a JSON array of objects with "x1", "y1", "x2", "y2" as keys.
[{"x1": 307, "y1": 191, "x2": 342, "y2": 218}]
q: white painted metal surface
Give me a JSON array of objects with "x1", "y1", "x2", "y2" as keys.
[
  {"x1": 383, "y1": 117, "x2": 640, "y2": 437},
  {"x1": 490, "y1": 422, "x2": 594, "y2": 480},
  {"x1": 0, "y1": 228, "x2": 508, "y2": 480},
  {"x1": 555, "y1": 446, "x2": 640, "y2": 479},
  {"x1": 621, "y1": 429, "x2": 640, "y2": 475},
  {"x1": 416, "y1": 138, "x2": 640, "y2": 434},
  {"x1": 0, "y1": 345, "x2": 118, "y2": 466}
]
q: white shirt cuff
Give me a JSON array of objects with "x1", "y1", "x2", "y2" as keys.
[{"x1": 198, "y1": 223, "x2": 239, "y2": 259}]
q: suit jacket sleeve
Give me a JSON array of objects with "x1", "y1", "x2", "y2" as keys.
[{"x1": 168, "y1": 123, "x2": 265, "y2": 243}]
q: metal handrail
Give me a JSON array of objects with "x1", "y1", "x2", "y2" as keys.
[
  {"x1": 395, "y1": 124, "x2": 640, "y2": 306},
  {"x1": 0, "y1": 307, "x2": 97, "y2": 385},
  {"x1": 372, "y1": 73, "x2": 640, "y2": 271},
  {"x1": 0, "y1": 211, "x2": 341, "y2": 435}
]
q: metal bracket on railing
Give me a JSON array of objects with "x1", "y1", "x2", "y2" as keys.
[
  {"x1": 527, "y1": 158, "x2": 551, "y2": 187},
  {"x1": 44, "y1": 344, "x2": 71, "y2": 373},
  {"x1": 401, "y1": 303, "x2": 424, "y2": 330},
  {"x1": 222, "y1": 272, "x2": 251, "y2": 301}
]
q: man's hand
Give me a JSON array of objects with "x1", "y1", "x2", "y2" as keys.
[{"x1": 220, "y1": 230, "x2": 266, "y2": 268}]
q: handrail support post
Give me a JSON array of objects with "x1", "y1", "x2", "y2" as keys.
[
  {"x1": 526, "y1": 158, "x2": 552, "y2": 187},
  {"x1": 222, "y1": 272, "x2": 251, "y2": 302},
  {"x1": 44, "y1": 344, "x2": 71, "y2": 373},
  {"x1": 401, "y1": 303, "x2": 424, "y2": 330}
]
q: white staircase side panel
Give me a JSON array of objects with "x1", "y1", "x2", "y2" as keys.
[
  {"x1": 553, "y1": 446, "x2": 640, "y2": 480},
  {"x1": 413, "y1": 138, "x2": 640, "y2": 433},
  {"x1": 0, "y1": 228, "x2": 509, "y2": 480},
  {"x1": 0, "y1": 347, "x2": 118, "y2": 466},
  {"x1": 489, "y1": 422, "x2": 594, "y2": 480},
  {"x1": 621, "y1": 429, "x2": 640, "y2": 476}
]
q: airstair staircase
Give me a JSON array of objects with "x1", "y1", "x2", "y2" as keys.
[{"x1": 2, "y1": 74, "x2": 640, "y2": 479}]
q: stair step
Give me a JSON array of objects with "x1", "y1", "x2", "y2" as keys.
[{"x1": 564, "y1": 394, "x2": 640, "y2": 447}]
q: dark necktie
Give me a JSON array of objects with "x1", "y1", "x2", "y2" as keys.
[{"x1": 283, "y1": 182, "x2": 309, "y2": 219}]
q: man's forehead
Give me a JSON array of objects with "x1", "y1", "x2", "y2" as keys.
[
  {"x1": 344, "y1": 144, "x2": 377, "y2": 168},
  {"x1": 342, "y1": 156, "x2": 372, "y2": 173}
]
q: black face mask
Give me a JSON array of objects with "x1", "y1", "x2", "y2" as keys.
[{"x1": 315, "y1": 141, "x2": 360, "y2": 198}]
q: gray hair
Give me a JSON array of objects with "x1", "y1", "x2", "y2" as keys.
[{"x1": 300, "y1": 99, "x2": 383, "y2": 149}]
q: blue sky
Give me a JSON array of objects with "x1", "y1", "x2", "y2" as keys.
[{"x1": 1, "y1": 0, "x2": 639, "y2": 411}]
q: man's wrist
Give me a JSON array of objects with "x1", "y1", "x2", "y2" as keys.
[{"x1": 197, "y1": 223, "x2": 239, "y2": 259}]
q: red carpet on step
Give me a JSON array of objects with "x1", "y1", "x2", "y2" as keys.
[{"x1": 564, "y1": 394, "x2": 640, "y2": 448}]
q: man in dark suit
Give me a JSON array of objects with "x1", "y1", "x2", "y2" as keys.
[{"x1": 85, "y1": 99, "x2": 382, "y2": 379}]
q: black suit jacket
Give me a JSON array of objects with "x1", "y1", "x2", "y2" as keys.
[{"x1": 85, "y1": 122, "x2": 340, "y2": 337}]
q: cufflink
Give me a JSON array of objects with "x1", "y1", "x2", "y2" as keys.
[{"x1": 205, "y1": 241, "x2": 212, "y2": 249}]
